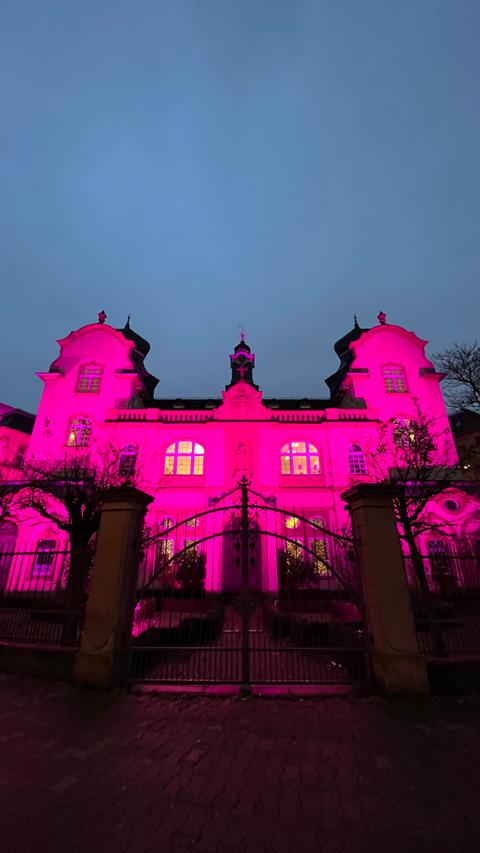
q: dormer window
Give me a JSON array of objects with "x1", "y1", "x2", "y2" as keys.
[
  {"x1": 383, "y1": 366, "x2": 407, "y2": 393},
  {"x1": 76, "y1": 365, "x2": 103, "y2": 394},
  {"x1": 66, "y1": 417, "x2": 91, "y2": 447}
]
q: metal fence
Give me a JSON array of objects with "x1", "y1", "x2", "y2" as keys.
[
  {"x1": 405, "y1": 553, "x2": 480, "y2": 659},
  {"x1": 0, "y1": 548, "x2": 88, "y2": 647}
]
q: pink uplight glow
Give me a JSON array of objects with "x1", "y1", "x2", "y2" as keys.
[{"x1": 1, "y1": 316, "x2": 479, "y2": 594}]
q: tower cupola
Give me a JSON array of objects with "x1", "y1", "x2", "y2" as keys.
[{"x1": 226, "y1": 333, "x2": 258, "y2": 390}]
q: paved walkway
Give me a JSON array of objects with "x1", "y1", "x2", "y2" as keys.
[{"x1": 0, "y1": 676, "x2": 480, "y2": 853}]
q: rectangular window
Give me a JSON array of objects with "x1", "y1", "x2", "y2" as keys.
[
  {"x1": 184, "y1": 538, "x2": 199, "y2": 556},
  {"x1": 32, "y1": 540, "x2": 56, "y2": 576},
  {"x1": 286, "y1": 540, "x2": 303, "y2": 560},
  {"x1": 281, "y1": 456, "x2": 291, "y2": 475},
  {"x1": 292, "y1": 456, "x2": 308, "y2": 475},
  {"x1": 66, "y1": 418, "x2": 91, "y2": 447},
  {"x1": 176, "y1": 456, "x2": 192, "y2": 475},
  {"x1": 384, "y1": 367, "x2": 407, "y2": 393},
  {"x1": 155, "y1": 539, "x2": 174, "y2": 569},
  {"x1": 193, "y1": 455, "x2": 204, "y2": 475},
  {"x1": 310, "y1": 539, "x2": 328, "y2": 574},
  {"x1": 76, "y1": 366, "x2": 103, "y2": 394}
]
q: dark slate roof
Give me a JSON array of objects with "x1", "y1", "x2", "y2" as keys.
[
  {"x1": 263, "y1": 398, "x2": 331, "y2": 410},
  {"x1": 0, "y1": 408, "x2": 35, "y2": 434},
  {"x1": 117, "y1": 322, "x2": 159, "y2": 397},
  {"x1": 325, "y1": 322, "x2": 370, "y2": 399},
  {"x1": 150, "y1": 397, "x2": 332, "y2": 411},
  {"x1": 449, "y1": 409, "x2": 480, "y2": 434},
  {"x1": 118, "y1": 323, "x2": 150, "y2": 356},
  {"x1": 151, "y1": 399, "x2": 221, "y2": 411}
]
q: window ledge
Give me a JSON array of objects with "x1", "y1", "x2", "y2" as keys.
[
  {"x1": 159, "y1": 475, "x2": 206, "y2": 488},
  {"x1": 279, "y1": 475, "x2": 324, "y2": 488}
]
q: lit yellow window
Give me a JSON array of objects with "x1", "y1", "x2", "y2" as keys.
[
  {"x1": 310, "y1": 539, "x2": 328, "y2": 574},
  {"x1": 285, "y1": 516, "x2": 300, "y2": 529},
  {"x1": 286, "y1": 540, "x2": 303, "y2": 560},
  {"x1": 66, "y1": 417, "x2": 91, "y2": 447},
  {"x1": 281, "y1": 441, "x2": 321, "y2": 475}
]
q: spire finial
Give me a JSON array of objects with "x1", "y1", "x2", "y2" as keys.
[
  {"x1": 125, "y1": 314, "x2": 131, "y2": 329},
  {"x1": 377, "y1": 310, "x2": 387, "y2": 325},
  {"x1": 97, "y1": 310, "x2": 107, "y2": 324},
  {"x1": 239, "y1": 324, "x2": 246, "y2": 343},
  {"x1": 354, "y1": 313, "x2": 359, "y2": 329}
]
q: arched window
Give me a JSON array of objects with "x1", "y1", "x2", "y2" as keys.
[
  {"x1": 118, "y1": 445, "x2": 137, "y2": 478},
  {"x1": 66, "y1": 417, "x2": 91, "y2": 447},
  {"x1": 76, "y1": 364, "x2": 103, "y2": 394},
  {"x1": 348, "y1": 444, "x2": 367, "y2": 476},
  {"x1": 280, "y1": 441, "x2": 320, "y2": 475},
  {"x1": 383, "y1": 365, "x2": 407, "y2": 393},
  {"x1": 164, "y1": 441, "x2": 205, "y2": 475}
]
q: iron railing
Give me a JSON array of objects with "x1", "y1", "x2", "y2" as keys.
[
  {"x1": 405, "y1": 553, "x2": 480, "y2": 658},
  {"x1": 0, "y1": 548, "x2": 88, "y2": 647}
]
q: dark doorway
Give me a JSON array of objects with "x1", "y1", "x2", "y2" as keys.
[{"x1": 222, "y1": 519, "x2": 261, "y2": 593}]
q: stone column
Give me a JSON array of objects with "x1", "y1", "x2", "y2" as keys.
[
  {"x1": 342, "y1": 484, "x2": 429, "y2": 698},
  {"x1": 74, "y1": 486, "x2": 153, "y2": 688}
]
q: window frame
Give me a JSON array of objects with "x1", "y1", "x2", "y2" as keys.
[
  {"x1": 280, "y1": 441, "x2": 321, "y2": 476},
  {"x1": 348, "y1": 443, "x2": 367, "y2": 476},
  {"x1": 383, "y1": 365, "x2": 408, "y2": 394},
  {"x1": 118, "y1": 444, "x2": 138, "y2": 478},
  {"x1": 66, "y1": 416, "x2": 92, "y2": 448},
  {"x1": 76, "y1": 363, "x2": 103, "y2": 394},
  {"x1": 32, "y1": 539, "x2": 57, "y2": 577}
]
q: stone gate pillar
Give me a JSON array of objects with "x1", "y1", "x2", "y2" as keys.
[
  {"x1": 342, "y1": 484, "x2": 429, "y2": 698},
  {"x1": 74, "y1": 485, "x2": 153, "y2": 688}
]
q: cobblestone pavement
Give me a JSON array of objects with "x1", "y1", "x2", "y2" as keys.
[{"x1": 1, "y1": 676, "x2": 480, "y2": 853}]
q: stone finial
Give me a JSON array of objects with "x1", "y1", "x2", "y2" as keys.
[
  {"x1": 98, "y1": 310, "x2": 107, "y2": 324},
  {"x1": 377, "y1": 311, "x2": 387, "y2": 325}
]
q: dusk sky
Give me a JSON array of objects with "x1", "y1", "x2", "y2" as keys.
[{"x1": 1, "y1": 0, "x2": 479, "y2": 411}]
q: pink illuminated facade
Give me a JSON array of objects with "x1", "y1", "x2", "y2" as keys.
[{"x1": 1, "y1": 312, "x2": 480, "y2": 594}]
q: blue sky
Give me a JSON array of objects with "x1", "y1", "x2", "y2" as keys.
[{"x1": 1, "y1": 0, "x2": 479, "y2": 409}]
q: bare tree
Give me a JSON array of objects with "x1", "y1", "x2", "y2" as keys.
[
  {"x1": 15, "y1": 447, "x2": 133, "y2": 636},
  {"x1": 368, "y1": 405, "x2": 460, "y2": 597},
  {"x1": 0, "y1": 487, "x2": 16, "y2": 526},
  {"x1": 435, "y1": 342, "x2": 480, "y2": 413}
]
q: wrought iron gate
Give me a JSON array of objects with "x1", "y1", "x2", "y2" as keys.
[{"x1": 129, "y1": 479, "x2": 369, "y2": 690}]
